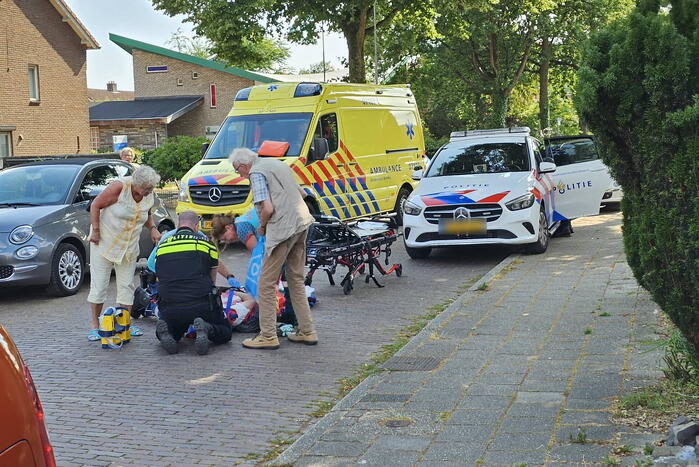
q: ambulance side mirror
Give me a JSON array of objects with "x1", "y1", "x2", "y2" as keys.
[{"x1": 310, "y1": 137, "x2": 329, "y2": 162}]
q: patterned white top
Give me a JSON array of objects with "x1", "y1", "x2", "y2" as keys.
[{"x1": 92, "y1": 177, "x2": 153, "y2": 264}]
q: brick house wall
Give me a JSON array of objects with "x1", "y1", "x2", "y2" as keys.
[
  {"x1": 132, "y1": 50, "x2": 254, "y2": 138},
  {"x1": 0, "y1": 0, "x2": 92, "y2": 156},
  {"x1": 91, "y1": 121, "x2": 167, "y2": 151}
]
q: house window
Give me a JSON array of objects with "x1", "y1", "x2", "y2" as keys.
[
  {"x1": 146, "y1": 65, "x2": 168, "y2": 73},
  {"x1": 0, "y1": 132, "x2": 12, "y2": 158},
  {"x1": 192, "y1": 71, "x2": 199, "y2": 79},
  {"x1": 210, "y1": 83, "x2": 217, "y2": 108},
  {"x1": 28, "y1": 65, "x2": 40, "y2": 102},
  {"x1": 176, "y1": 78, "x2": 183, "y2": 86}
]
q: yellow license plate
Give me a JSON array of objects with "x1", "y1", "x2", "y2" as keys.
[
  {"x1": 440, "y1": 219, "x2": 486, "y2": 235},
  {"x1": 201, "y1": 220, "x2": 213, "y2": 230}
]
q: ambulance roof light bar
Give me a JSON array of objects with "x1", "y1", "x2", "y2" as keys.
[{"x1": 450, "y1": 127, "x2": 531, "y2": 138}]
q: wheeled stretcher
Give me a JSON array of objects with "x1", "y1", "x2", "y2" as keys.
[{"x1": 305, "y1": 215, "x2": 403, "y2": 295}]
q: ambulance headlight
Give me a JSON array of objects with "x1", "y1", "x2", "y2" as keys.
[
  {"x1": 403, "y1": 200, "x2": 422, "y2": 216},
  {"x1": 178, "y1": 184, "x2": 190, "y2": 202},
  {"x1": 506, "y1": 193, "x2": 535, "y2": 211}
]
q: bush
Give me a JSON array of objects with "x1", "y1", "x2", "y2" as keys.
[
  {"x1": 424, "y1": 132, "x2": 448, "y2": 158},
  {"x1": 575, "y1": 1, "x2": 699, "y2": 355},
  {"x1": 141, "y1": 136, "x2": 208, "y2": 184}
]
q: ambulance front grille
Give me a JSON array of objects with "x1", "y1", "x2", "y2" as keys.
[
  {"x1": 423, "y1": 203, "x2": 502, "y2": 224},
  {"x1": 190, "y1": 185, "x2": 251, "y2": 206}
]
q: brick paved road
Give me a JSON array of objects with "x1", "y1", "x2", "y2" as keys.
[{"x1": 0, "y1": 238, "x2": 507, "y2": 466}]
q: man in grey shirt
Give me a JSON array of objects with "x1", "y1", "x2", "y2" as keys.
[{"x1": 229, "y1": 147, "x2": 318, "y2": 349}]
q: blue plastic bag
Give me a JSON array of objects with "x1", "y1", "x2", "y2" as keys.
[{"x1": 245, "y1": 235, "x2": 266, "y2": 299}]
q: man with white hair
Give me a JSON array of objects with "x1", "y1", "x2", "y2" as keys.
[
  {"x1": 229, "y1": 147, "x2": 318, "y2": 349},
  {"x1": 154, "y1": 210, "x2": 233, "y2": 355}
]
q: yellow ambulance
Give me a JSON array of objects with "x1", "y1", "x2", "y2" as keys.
[{"x1": 176, "y1": 82, "x2": 426, "y2": 226}]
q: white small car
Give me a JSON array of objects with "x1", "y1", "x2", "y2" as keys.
[{"x1": 403, "y1": 127, "x2": 609, "y2": 259}]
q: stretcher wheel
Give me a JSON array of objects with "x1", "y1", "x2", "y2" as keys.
[
  {"x1": 395, "y1": 264, "x2": 403, "y2": 277},
  {"x1": 343, "y1": 279, "x2": 353, "y2": 295}
]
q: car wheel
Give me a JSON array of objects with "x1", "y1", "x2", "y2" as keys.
[
  {"x1": 405, "y1": 239, "x2": 431, "y2": 259},
  {"x1": 47, "y1": 243, "x2": 85, "y2": 296},
  {"x1": 393, "y1": 187, "x2": 412, "y2": 226},
  {"x1": 526, "y1": 209, "x2": 549, "y2": 254}
]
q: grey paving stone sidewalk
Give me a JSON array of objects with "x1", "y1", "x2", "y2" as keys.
[{"x1": 274, "y1": 213, "x2": 666, "y2": 466}]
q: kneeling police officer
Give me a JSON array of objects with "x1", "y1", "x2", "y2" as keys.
[{"x1": 154, "y1": 211, "x2": 232, "y2": 355}]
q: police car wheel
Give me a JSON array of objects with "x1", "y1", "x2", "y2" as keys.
[
  {"x1": 405, "y1": 244, "x2": 431, "y2": 260},
  {"x1": 526, "y1": 210, "x2": 549, "y2": 254},
  {"x1": 47, "y1": 243, "x2": 85, "y2": 296}
]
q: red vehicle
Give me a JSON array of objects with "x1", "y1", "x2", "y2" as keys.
[{"x1": 0, "y1": 325, "x2": 55, "y2": 466}]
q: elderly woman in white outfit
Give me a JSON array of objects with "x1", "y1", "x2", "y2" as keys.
[{"x1": 86, "y1": 165, "x2": 162, "y2": 341}]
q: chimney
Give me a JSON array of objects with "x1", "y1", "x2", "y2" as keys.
[{"x1": 107, "y1": 81, "x2": 117, "y2": 92}]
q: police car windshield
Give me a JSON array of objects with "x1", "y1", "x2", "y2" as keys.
[
  {"x1": 426, "y1": 141, "x2": 530, "y2": 177},
  {"x1": 205, "y1": 113, "x2": 313, "y2": 159}
]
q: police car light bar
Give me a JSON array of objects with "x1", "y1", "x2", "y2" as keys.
[{"x1": 450, "y1": 127, "x2": 531, "y2": 138}]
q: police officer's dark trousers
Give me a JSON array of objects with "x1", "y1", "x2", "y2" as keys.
[{"x1": 158, "y1": 298, "x2": 233, "y2": 344}]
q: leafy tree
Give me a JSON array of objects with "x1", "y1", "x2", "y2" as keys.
[
  {"x1": 298, "y1": 61, "x2": 337, "y2": 74},
  {"x1": 142, "y1": 136, "x2": 208, "y2": 184},
  {"x1": 165, "y1": 27, "x2": 290, "y2": 72},
  {"x1": 150, "y1": 0, "x2": 434, "y2": 83},
  {"x1": 426, "y1": 0, "x2": 542, "y2": 127},
  {"x1": 528, "y1": 0, "x2": 633, "y2": 133},
  {"x1": 167, "y1": 27, "x2": 212, "y2": 59},
  {"x1": 576, "y1": 0, "x2": 699, "y2": 354}
]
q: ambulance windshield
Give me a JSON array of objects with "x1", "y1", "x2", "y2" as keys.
[
  {"x1": 426, "y1": 141, "x2": 530, "y2": 177},
  {"x1": 205, "y1": 113, "x2": 313, "y2": 159}
]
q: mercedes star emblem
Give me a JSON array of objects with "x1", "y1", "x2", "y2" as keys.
[
  {"x1": 208, "y1": 187, "x2": 222, "y2": 203},
  {"x1": 454, "y1": 207, "x2": 470, "y2": 220}
]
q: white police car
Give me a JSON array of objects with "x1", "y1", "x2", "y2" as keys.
[{"x1": 403, "y1": 127, "x2": 609, "y2": 258}]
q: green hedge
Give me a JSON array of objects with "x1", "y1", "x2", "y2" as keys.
[
  {"x1": 142, "y1": 136, "x2": 208, "y2": 184},
  {"x1": 576, "y1": 1, "x2": 699, "y2": 354}
]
